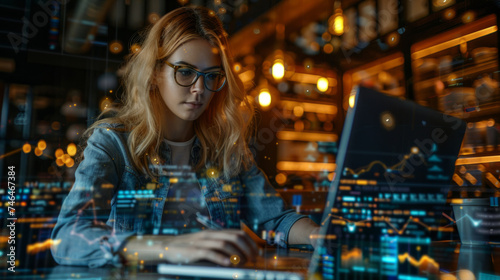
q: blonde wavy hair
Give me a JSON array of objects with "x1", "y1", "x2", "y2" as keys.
[{"x1": 83, "y1": 6, "x2": 255, "y2": 179}]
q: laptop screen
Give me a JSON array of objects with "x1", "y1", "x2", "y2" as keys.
[{"x1": 309, "y1": 87, "x2": 466, "y2": 279}]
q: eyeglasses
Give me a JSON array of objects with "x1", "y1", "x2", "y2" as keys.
[{"x1": 165, "y1": 61, "x2": 227, "y2": 92}]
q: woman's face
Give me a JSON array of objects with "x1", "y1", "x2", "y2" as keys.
[{"x1": 156, "y1": 38, "x2": 222, "y2": 124}]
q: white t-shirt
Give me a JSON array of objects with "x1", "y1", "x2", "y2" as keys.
[
  {"x1": 162, "y1": 136, "x2": 211, "y2": 234},
  {"x1": 163, "y1": 136, "x2": 196, "y2": 166}
]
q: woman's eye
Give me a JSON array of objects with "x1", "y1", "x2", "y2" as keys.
[
  {"x1": 206, "y1": 73, "x2": 220, "y2": 81},
  {"x1": 178, "y1": 68, "x2": 195, "y2": 76}
]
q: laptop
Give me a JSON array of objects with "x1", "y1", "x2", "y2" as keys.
[{"x1": 158, "y1": 87, "x2": 466, "y2": 280}]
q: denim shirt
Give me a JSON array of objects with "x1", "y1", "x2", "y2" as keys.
[{"x1": 50, "y1": 125, "x2": 306, "y2": 267}]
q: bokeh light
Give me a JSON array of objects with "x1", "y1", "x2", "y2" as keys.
[
  {"x1": 22, "y1": 143, "x2": 31, "y2": 154},
  {"x1": 37, "y1": 140, "x2": 47, "y2": 151},
  {"x1": 272, "y1": 60, "x2": 285, "y2": 80},
  {"x1": 317, "y1": 77, "x2": 329, "y2": 92},
  {"x1": 259, "y1": 90, "x2": 272, "y2": 107},
  {"x1": 55, "y1": 148, "x2": 64, "y2": 158},
  {"x1": 67, "y1": 143, "x2": 77, "y2": 156},
  {"x1": 109, "y1": 41, "x2": 123, "y2": 54}
]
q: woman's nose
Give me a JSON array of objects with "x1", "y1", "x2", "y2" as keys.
[{"x1": 191, "y1": 75, "x2": 205, "y2": 94}]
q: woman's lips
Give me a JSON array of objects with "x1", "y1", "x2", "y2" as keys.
[{"x1": 184, "y1": 102, "x2": 203, "y2": 109}]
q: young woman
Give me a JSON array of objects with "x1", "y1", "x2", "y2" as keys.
[{"x1": 51, "y1": 6, "x2": 319, "y2": 268}]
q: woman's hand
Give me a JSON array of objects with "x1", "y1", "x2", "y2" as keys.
[{"x1": 120, "y1": 230, "x2": 258, "y2": 266}]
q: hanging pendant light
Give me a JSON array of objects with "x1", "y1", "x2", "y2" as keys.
[{"x1": 328, "y1": 1, "x2": 345, "y2": 36}]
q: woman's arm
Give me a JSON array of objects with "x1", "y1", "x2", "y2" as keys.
[
  {"x1": 288, "y1": 218, "x2": 320, "y2": 247},
  {"x1": 239, "y1": 163, "x2": 316, "y2": 248},
  {"x1": 51, "y1": 127, "x2": 133, "y2": 267}
]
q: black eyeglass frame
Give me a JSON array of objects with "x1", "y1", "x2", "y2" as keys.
[{"x1": 164, "y1": 61, "x2": 227, "y2": 92}]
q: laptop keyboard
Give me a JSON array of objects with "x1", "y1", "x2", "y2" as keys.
[{"x1": 157, "y1": 264, "x2": 303, "y2": 280}]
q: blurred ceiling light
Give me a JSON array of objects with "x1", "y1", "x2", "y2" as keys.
[
  {"x1": 148, "y1": 13, "x2": 160, "y2": 24},
  {"x1": 293, "y1": 106, "x2": 304, "y2": 117},
  {"x1": 276, "y1": 131, "x2": 338, "y2": 142},
  {"x1": 233, "y1": 63, "x2": 242, "y2": 72},
  {"x1": 22, "y1": 143, "x2": 31, "y2": 154},
  {"x1": 67, "y1": 143, "x2": 77, "y2": 156},
  {"x1": 282, "y1": 100, "x2": 337, "y2": 115},
  {"x1": 37, "y1": 140, "x2": 47, "y2": 151},
  {"x1": 328, "y1": 1, "x2": 345, "y2": 36},
  {"x1": 109, "y1": 41, "x2": 123, "y2": 54},
  {"x1": 277, "y1": 161, "x2": 336, "y2": 172},
  {"x1": 323, "y1": 43, "x2": 334, "y2": 54},
  {"x1": 130, "y1": 43, "x2": 141, "y2": 54},
  {"x1": 322, "y1": 32, "x2": 332, "y2": 42},
  {"x1": 386, "y1": 32, "x2": 400, "y2": 47},
  {"x1": 443, "y1": 8, "x2": 456, "y2": 20},
  {"x1": 294, "y1": 120, "x2": 305, "y2": 131},
  {"x1": 65, "y1": 158, "x2": 75, "y2": 168},
  {"x1": 433, "y1": 0, "x2": 454, "y2": 8},
  {"x1": 317, "y1": 77, "x2": 329, "y2": 92},
  {"x1": 51, "y1": 121, "x2": 61, "y2": 130},
  {"x1": 275, "y1": 173, "x2": 287, "y2": 185},
  {"x1": 55, "y1": 148, "x2": 64, "y2": 158},
  {"x1": 100, "y1": 97, "x2": 112, "y2": 112},
  {"x1": 462, "y1": 11, "x2": 475, "y2": 23},
  {"x1": 258, "y1": 89, "x2": 272, "y2": 107},
  {"x1": 34, "y1": 147, "x2": 43, "y2": 157},
  {"x1": 272, "y1": 60, "x2": 285, "y2": 80}
]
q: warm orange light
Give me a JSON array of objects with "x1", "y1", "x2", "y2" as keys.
[
  {"x1": 258, "y1": 90, "x2": 272, "y2": 107},
  {"x1": 282, "y1": 100, "x2": 337, "y2": 115},
  {"x1": 276, "y1": 131, "x2": 338, "y2": 142},
  {"x1": 37, "y1": 140, "x2": 47, "y2": 151},
  {"x1": 351, "y1": 56, "x2": 404, "y2": 82},
  {"x1": 100, "y1": 97, "x2": 112, "y2": 112},
  {"x1": 22, "y1": 143, "x2": 31, "y2": 154},
  {"x1": 275, "y1": 173, "x2": 287, "y2": 185},
  {"x1": 462, "y1": 11, "x2": 475, "y2": 23},
  {"x1": 55, "y1": 148, "x2": 64, "y2": 158},
  {"x1": 34, "y1": 147, "x2": 43, "y2": 157},
  {"x1": 148, "y1": 13, "x2": 160, "y2": 24},
  {"x1": 65, "y1": 158, "x2": 75, "y2": 168},
  {"x1": 317, "y1": 77, "x2": 329, "y2": 92},
  {"x1": 277, "y1": 161, "x2": 336, "y2": 172},
  {"x1": 412, "y1": 26, "x2": 497, "y2": 60},
  {"x1": 109, "y1": 41, "x2": 123, "y2": 54},
  {"x1": 271, "y1": 60, "x2": 285, "y2": 80},
  {"x1": 233, "y1": 62, "x2": 242, "y2": 72},
  {"x1": 67, "y1": 143, "x2": 77, "y2": 156},
  {"x1": 349, "y1": 95, "x2": 356, "y2": 108},
  {"x1": 323, "y1": 44, "x2": 334, "y2": 54},
  {"x1": 333, "y1": 12, "x2": 344, "y2": 35},
  {"x1": 289, "y1": 72, "x2": 337, "y2": 87},
  {"x1": 386, "y1": 32, "x2": 400, "y2": 47},
  {"x1": 456, "y1": 155, "x2": 500, "y2": 165},
  {"x1": 238, "y1": 70, "x2": 255, "y2": 84},
  {"x1": 293, "y1": 106, "x2": 304, "y2": 117},
  {"x1": 443, "y1": 8, "x2": 456, "y2": 20},
  {"x1": 130, "y1": 43, "x2": 141, "y2": 54}
]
